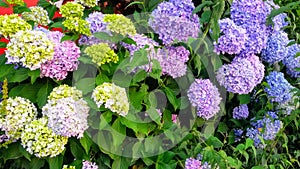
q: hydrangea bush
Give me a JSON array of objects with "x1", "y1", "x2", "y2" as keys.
[{"x1": 0, "y1": 0, "x2": 299, "y2": 168}]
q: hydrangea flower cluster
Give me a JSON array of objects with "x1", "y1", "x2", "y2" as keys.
[
  {"x1": 187, "y1": 79, "x2": 222, "y2": 120},
  {"x1": 5, "y1": 30, "x2": 54, "y2": 70},
  {"x1": 92, "y1": 83, "x2": 129, "y2": 116},
  {"x1": 75, "y1": 0, "x2": 99, "y2": 7},
  {"x1": 84, "y1": 43, "x2": 118, "y2": 66},
  {"x1": 261, "y1": 31, "x2": 289, "y2": 64},
  {"x1": 185, "y1": 157, "x2": 212, "y2": 169},
  {"x1": 232, "y1": 104, "x2": 249, "y2": 119},
  {"x1": 216, "y1": 58, "x2": 257, "y2": 94},
  {"x1": 214, "y1": 18, "x2": 248, "y2": 55},
  {"x1": 21, "y1": 117, "x2": 68, "y2": 157},
  {"x1": 63, "y1": 18, "x2": 91, "y2": 36},
  {"x1": 233, "y1": 128, "x2": 244, "y2": 142},
  {"x1": 282, "y1": 44, "x2": 300, "y2": 78},
  {"x1": 6, "y1": 0, "x2": 24, "y2": 5},
  {"x1": 149, "y1": 0, "x2": 200, "y2": 45},
  {"x1": 0, "y1": 14, "x2": 31, "y2": 38},
  {"x1": 82, "y1": 160, "x2": 99, "y2": 169},
  {"x1": 42, "y1": 97, "x2": 89, "y2": 138},
  {"x1": 60, "y1": 2, "x2": 84, "y2": 18},
  {"x1": 46, "y1": 31, "x2": 63, "y2": 43},
  {"x1": 264, "y1": 71, "x2": 294, "y2": 103},
  {"x1": 233, "y1": 54, "x2": 265, "y2": 85},
  {"x1": 153, "y1": 46, "x2": 190, "y2": 78},
  {"x1": 0, "y1": 97, "x2": 37, "y2": 140},
  {"x1": 265, "y1": 1, "x2": 289, "y2": 33},
  {"x1": 22, "y1": 6, "x2": 50, "y2": 26},
  {"x1": 103, "y1": 14, "x2": 136, "y2": 36},
  {"x1": 246, "y1": 112, "x2": 282, "y2": 147},
  {"x1": 48, "y1": 85, "x2": 83, "y2": 101},
  {"x1": 40, "y1": 40, "x2": 80, "y2": 80}
]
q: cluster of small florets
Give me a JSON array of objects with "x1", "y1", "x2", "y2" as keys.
[
  {"x1": 264, "y1": 1, "x2": 289, "y2": 33},
  {"x1": 82, "y1": 160, "x2": 99, "y2": 169},
  {"x1": 214, "y1": 18, "x2": 248, "y2": 55},
  {"x1": 233, "y1": 128, "x2": 244, "y2": 142},
  {"x1": 152, "y1": 46, "x2": 190, "y2": 78},
  {"x1": 42, "y1": 97, "x2": 89, "y2": 138},
  {"x1": 103, "y1": 14, "x2": 136, "y2": 36},
  {"x1": 0, "y1": 97, "x2": 37, "y2": 140},
  {"x1": 6, "y1": 0, "x2": 24, "y2": 5},
  {"x1": 48, "y1": 85, "x2": 83, "y2": 101},
  {"x1": 47, "y1": 31, "x2": 64, "y2": 43},
  {"x1": 149, "y1": 0, "x2": 200, "y2": 45},
  {"x1": 60, "y1": 2, "x2": 84, "y2": 18},
  {"x1": 92, "y1": 83, "x2": 129, "y2": 116},
  {"x1": 84, "y1": 43, "x2": 119, "y2": 66},
  {"x1": 63, "y1": 18, "x2": 91, "y2": 35},
  {"x1": 264, "y1": 71, "x2": 294, "y2": 103},
  {"x1": 22, "y1": 6, "x2": 50, "y2": 26},
  {"x1": 0, "y1": 14, "x2": 31, "y2": 38},
  {"x1": 40, "y1": 40, "x2": 80, "y2": 80},
  {"x1": 5, "y1": 30, "x2": 54, "y2": 70},
  {"x1": 21, "y1": 117, "x2": 68, "y2": 157},
  {"x1": 216, "y1": 58, "x2": 257, "y2": 94},
  {"x1": 261, "y1": 31, "x2": 289, "y2": 64},
  {"x1": 282, "y1": 44, "x2": 300, "y2": 78},
  {"x1": 246, "y1": 111, "x2": 282, "y2": 148},
  {"x1": 75, "y1": 0, "x2": 99, "y2": 7},
  {"x1": 232, "y1": 104, "x2": 249, "y2": 119},
  {"x1": 187, "y1": 79, "x2": 222, "y2": 120},
  {"x1": 185, "y1": 157, "x2": 212, "y2": 169},
  {"x1": 62, "y1": 165, "x2": 76, "y2": 169}
]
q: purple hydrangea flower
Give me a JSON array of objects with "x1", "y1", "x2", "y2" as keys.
[
  {"x1": 47, "y1": 31, "x2": 64, "y2": 44},
  {"x1": 233, "y1": 104, "x2": 249, "y2": 119},
  {"x1": 153, "y1": 46, "x2": 190, "y2": 78},
  {"x1": 82, "y1": 160, "x2": 98, "y2": 169},
  {"x1": 121, "y1": 34, "x2": 158, "y2": 56},
  {"x1": 261, "y1": 31, "x2": 289, "y2": 64},
  {"x1": 214, "y1": 18, "x2": 248, "y2": 55},
  {"x1": 246, "y1": 111, "x2": 282, "y2": 147},
  {"x1": 40, "y1": 40, "x2": 80, "y2": 80},
  {"x1": 233, "y1": 54, "x2": 265, "y2": 85},
  {"x1": 185, "y1": 158, "x2": 201, "y2": 169},
  {"x1": 265, "y1": 1, "x2": 289, "y2": 33},
  {"x1": 282, "y1": 44, "x2": 300, "y2": 78},
  {"x1": 264, "y1": 71, "x2": 294, "y2": 103},
  {"x1": 216, "y1": 58, "x2": 257, "y2": 94},
  {"x1": 234, "y1": 128, "x2": 244, "y2": 142},
  {"x1": 149, "y1": 0, "x2": 200, "y2": 45},
  {"x1": 187, "y1": 79, "x2": 222, "y2": 120}
]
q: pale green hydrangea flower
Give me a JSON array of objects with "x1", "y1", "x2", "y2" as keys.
[
  {"x1": 84, "y1": 43, "x2": 118, "y2": 66},
  {"x1": 75, "y1": 0, "x2": 99, "y2": 8},
  {"x1": 21, "y1": 117, "x2": 68, "y2": 158},
  {"x1": 63, "y1": 18, "x2": 91, "y2": 35},
  {"x1": 5, "y1": 30, "x2": 54, "y2": 70},
  {"x1": 62, "y1": 165, "x2": 76, "y2": 169},
  {"x1": 6, "y1": 0, "x2": 24, "y2": 5},
  {"x1": 0, "y1": 14, "x2": 31, "y2": 38},
  {"x1": 103, "y1": 14, "x2": 136, "y2": 36},
  {"x1": 0, "y1": 97, "x2": 37, "y2": 141},
  {"x1": 22, "y1": 6, "x2": 51, "y2": 26},
  {"x1": 92, "y1": 83, "x2": 129, "y2": 116},
  {"x1": 48, "y1": 85, "x2": 83, "y2": 101},
  {"x1": 60, "y1": 2, "x2": 84, "y2": 18}
]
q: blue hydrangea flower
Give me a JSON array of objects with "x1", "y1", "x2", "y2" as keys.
[
  {"x1": 261, "y1": 31, "x2": 289, "y2": 64},
  {"x1": 264, "y1": 71, "x2": 294, "y2": 103},
  {"x1": 187, "y1": 79, "x2": 222, "y2": 120},
  {"x1": 233, "y1": 104, "x2": 249, "y2": 119},
  {"x1": 214, "y1": 18, "x2": 248, "y2": 55},
  {"x1": 234, "y1": 128, "x2": 244, "y2": 142},
  {"x1": 282, "y1": 44, "x2": 300, "y2": 78},
  {"x1": 149, "y1": 0, "x2": 200, "y2": 45},
  {"x1": 265, "y1": 0, "x2": 289, "y2": 33}
]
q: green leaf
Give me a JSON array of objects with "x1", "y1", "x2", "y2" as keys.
[
  {"x1": 37, "y1": 0, "x2": 51, "y2": 8},
  {"x1": 1, "y1": 143, "x2": 23, "y2": 160},
  {"x1": 245, "y1": 138, "x2": 254, "y2": 149},
  {"x1": 9, "y1": 83, "x2": 42, "y2": 102},
  {"x1": 147, "y1": 107, "x2": 161, "y2": 124},
  {"x1": 111, "y1": 118, "x2": 126, "y2": 147},
  {"x1": 75, "y1": 78, "x2": 95, "y2": 94},
  {"x1": 70, "y1": 139, "x2": 87, "y2": 160},
  {"x1": 149, "y1": 59, "x2": 162, "y2": 80},
  {"x1": 163, "y1": 87, "x2": 178, "y2": 110},
  {"x1": 122, "y1": 37, "x2": 137, "y2": 45},
  {"x1": 36, "y1": 82, "x2": 53, "y2": 108},
  {"x1": 99, "y1": 111, "x2": 113, "y2": 130},
  {"x1": 210, "y1": 0, "x2": 225, "y2": 41},
  {"x1": 93, "y1": 32, "x2": 112, "y2": 41},
  {"x1": 50, "y1": 21, "x2": 63, "y2": 28},
  {"x1": 61, "y1": 34, "x2": 79, "y2": 42},
  {"x1": 132, "y1": 69, "x2": 147, "y2": 84},
  {"x1": 206, "y1": 136, "x2": 224, "y2": 148},
  {"x1": 238, "y1": 94, "x2": 251, "y2": 104},
  {"x1": 96, "y1": 73, "x2": 110, "y2": 85},
  {"x1": 80, "y1": 132, "x2": 94, "y2": 154},
  {"x1": 28, "y1": 69, "x2": 40, "y2": 84},
  {"x1": 48, "y1": 155, "x2": 63, "y2": 169},
  {"x1": 251, "y1": 166, "x2": 265, "y2": 169},
  {"x1": 125, "y1": 1, "x2": 144, "y2": 9},
  {"x1": 47, "y1": 5, "x2": 56, "y2": 19},
  {"x1": 217, "y1": 122, "x2": 229, "y2": 133},
  {"x1": 9, "y1": 68, "x2": 29, "y2": 82},
  {"x1": 111, "y1": 156, "x2": 131, "y2": 169},
  {"x1": 234, "y1": 144, "x2": 245, "y2": 152},
  {"x1": 30, "y1": 157, "x2": 46, "y2": 169},
  {"x1": 0, "y1": 0, "x2": 9, "y2": 8},
  {"x1": 266, "y1": 1, "x2": 300, "y2": 25},
  {"x1": 13, "y1": 5, "x2": 31, "y2": 14},
  {"x1": 0, "y1": 42, "x2": 7, "y2": 48},
  {"x1": 193, "y1": 1, "x2": 213, "y2": 14}
]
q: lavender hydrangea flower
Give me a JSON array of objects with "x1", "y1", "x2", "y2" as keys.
[
  {"x1": 121, "y1": 34, "x2": 158, "y2": 56},
  {"x1": 82, "y1": 160, "x2": 98, "y2": 169},
  {"x1": 185, "y1": 158, "x2": 201, "y2": 169},
  {"x1": 265, "y1": 0, "x2": 289, "y2": 33},
  {"x1": 214, "y1": 18, "x2": 248, "y2": 55},
  {"x1": 264, "y1": 71, "x2": 294, "y2": 103},
  {"x1": 246, "y1": 111, "x2": 282, "y2": 147},
  {"x1": 233, "y1": 54, "x2": 265, "y2": 85},
  {"x1": 216, "y1": 58, "x2": 256, "y2": 94},
  {"x1": 233, "y1": 104, "x2": 249, "y2": 119},
  {"x1": 152, "y1": 46, "x2": 190, "y2": 78},
  {"x1": 47, "y1": 31, "x2": 64, "y2": 44},
  {"x1": 149, "y1": 0, "x2": 200, "y2": 45},
  {"x1": 187, "y1": 79, "x2": 222, "y2": 120},
  {"x1": 282, "y1": 44, "x2": 300, "y2": 78},
  {"x1": 40, "y1": 40, "x2": 80, "y2": 80},
  {"x1": 261, "y1": 31, "x2": 289, "y2": 64}
]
